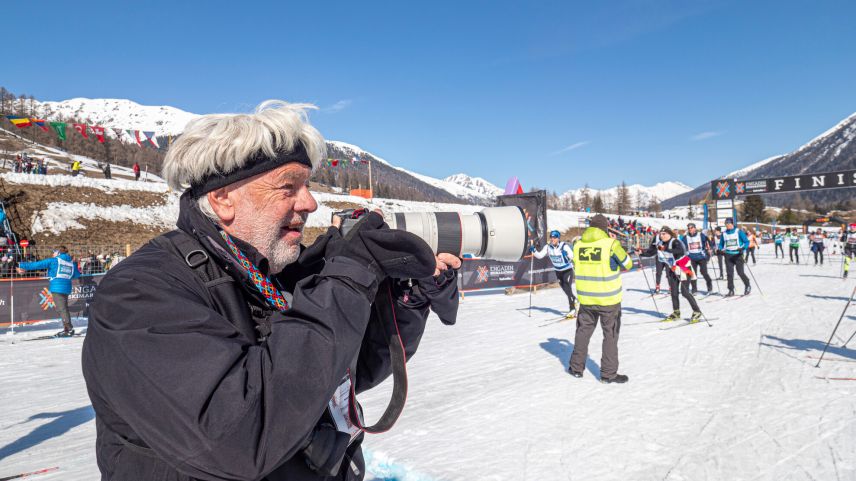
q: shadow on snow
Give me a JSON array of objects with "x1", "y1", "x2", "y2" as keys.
[
  {"x1": 0, "y1": 405, "x2": 95, "y2": 462},
  {"x1": 539, "y1": 337, "x2": 601, "y2": 379}
]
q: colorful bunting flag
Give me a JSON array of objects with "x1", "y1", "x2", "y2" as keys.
[
  {"x1": 112, "y1": 128, "x2": 124, "y2": 139},
  {"x1": 6, "y1": 116, "x2": 31, "y2": 128},
  {"x1": 143, "y1": 131, "x2": 158, "y2": 148},
  {"x1": 91, "y1": 126, "x2": 106, "y2": 143},
  {"x1": 49, "y1": 122, "x2": 66, "y2": 141},
  {"x1": 73, "y1": 123, "x2": 88, "y2": 138},
  {"x1": 134, "y1": 130, "x2": 146, "y2": 147},
  {"x1": 31, "y1": 119, "x2": 49, "y2": 132}
]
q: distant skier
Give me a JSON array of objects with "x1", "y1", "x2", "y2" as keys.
[
  {"x1": 718, "y1": 218, "x2": 751, "y2": 297},
  {"x1": 17, "y1": 246, "x2": 81, "y2": 337},
  {"x1": 786, "y1": 228, "x2": 801, "y2": 263},
  {"x1": 744, "y1": 227, "x2": 758, "y2": 266},
  {"x1": 531, "y1": 230, "x2": 577, "y2": 318},
  {"x1": 773, "y1": 229, "x2": 785, "y2": 259},
  {"x1": 71, "y1": 160, "x2": 81, "y2": 176},
  {"x1": 133, "y1": 161, "x2": 141, "y2": 181},
  {"x1": 638, "y1": 226, "x2": 702, "y2": 322},
  {"x1": 844, "y1": 223, "x2": 856, "y2": 278},
  {"x1": 810, "y1": 228, "x2": 825, "y2": 265},
  {"x1": 680, "y1": 223, "x2": 713, "y2": 295}
]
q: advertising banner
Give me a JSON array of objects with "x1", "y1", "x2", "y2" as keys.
[{"x1": 0, "y1": 275, "x2": 102, "y2": 326}]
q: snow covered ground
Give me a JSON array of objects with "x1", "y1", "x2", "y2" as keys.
[{"x1": 2, "y1": 253, "x2": 856, "y2": 480}]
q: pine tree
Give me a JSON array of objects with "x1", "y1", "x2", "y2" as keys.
[
  {"x1": 687, "y1": 200, "x2": 695, "y2": 219},
  {"x1": 742, "y1": 195, "x2": 768, "y2": 222},
  {"x1": 778, "y1": 206, "x2": 799, "y2": 225},
  {"x1": 580, "y1": 184, "x2": 592, "y2": 211},
  {"x1": 592, "y1": 193, "x2": 604, "y2": 213},
  {"x1": 616, "y1": 181, "x2": 631, "y2": 215},
  {"x1": 648, "y1": 195, "x2": 662, "y2": 215}
]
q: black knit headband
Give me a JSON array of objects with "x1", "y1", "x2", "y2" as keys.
[{"x1": 189, "y1": 142, "x2": 312, "y2": 198}]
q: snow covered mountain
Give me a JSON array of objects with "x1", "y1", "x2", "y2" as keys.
[
  {"x1": 662, "y1": 111, "x2": 856, "y2": 209},
  {"x1": 443, "y1": 173, "x2": 504, "y2": 198},
  {"x1": 35, "y1": 98, "x2": 199, "y2": 136},
  {"x1": 561, "y1": 181, "x2": 692, "y2": 208}
]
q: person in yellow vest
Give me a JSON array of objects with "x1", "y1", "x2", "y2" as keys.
[
  {"x1": 568, "y1": 214, "x2": 634, "y2": 383},
  {"x1": 71, "y1": 160, "x2": 81, "y2": 176}
]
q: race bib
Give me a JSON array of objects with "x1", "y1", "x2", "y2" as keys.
[{"x1": 55, "y1": 258, "x2": 74, "y2": 280}]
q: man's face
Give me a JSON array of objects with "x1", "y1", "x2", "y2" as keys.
[
  {"x1": 659, "y1": 231, "x2": 670, "y2": 241},
  {"x1": 227, "y1": 163, "x2": 317, "y2": 273},
  {"x1": 688, "y1": 226, "x2": 697, "y2": 235},
  {"x1": 550, "y1": 237, "x2": 559, "y2": 246}
]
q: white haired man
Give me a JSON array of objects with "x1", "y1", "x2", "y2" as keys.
[{"x1": 82, "y1": 101, "x2": 461, "y2": 481}]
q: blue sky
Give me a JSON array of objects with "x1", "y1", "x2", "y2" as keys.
[{"x1": 5, "y1": 0, "x2": 856, "y2": 192}]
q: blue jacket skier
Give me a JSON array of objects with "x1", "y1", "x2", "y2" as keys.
[
  {"x1": 717, "y1": 219, "x2": 751, "y2": 297},
  {"x1": 532, "y1": 230, "x2": 577, "y2": 317},
  {"x1": 18, "y1": 246, "x2": 81, "y2": 336}
]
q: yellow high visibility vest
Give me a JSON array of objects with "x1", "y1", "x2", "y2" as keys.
[{"x1": 573, "y1": 236, "x2": 623, "y2": 306}]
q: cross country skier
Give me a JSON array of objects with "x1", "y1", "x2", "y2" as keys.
[
  {"x1": 773, "y1": 229, "x2": 785, "y2": 259},
  {"x1": 532, "y1": 230, "x2": 578, "y2": 318},
  {"x1": 638, "y1": 226, "x2": 702, "y2": 322},
  {"x1": 718, "y1": 218, "x2": 751, "y2": 297},
  {"x1": 787, "y1": 228, "x2": 801, "y2": 263},
  {"x1": 810, "y1": 228, "x2": 826, "y2": 265},
  {"x1": 844, "y1": 223, "x2": 856, "y2": 278},
  {"x1": 680, "y1": 223, "x2": 713, "y2": 295},
  {"x1": 744, "y1": 227, "x2": 758, "y2": 265}
]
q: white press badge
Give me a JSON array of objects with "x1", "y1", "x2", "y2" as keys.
[{"x1": 328, "y1": 374, "x2": 362, "y2": 443}]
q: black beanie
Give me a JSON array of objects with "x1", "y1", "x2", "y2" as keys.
[{"x1": 590, "y1": 214, "x2": 609, "y2": 232}]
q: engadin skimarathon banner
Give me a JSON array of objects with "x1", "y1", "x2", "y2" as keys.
[
  {"x1": 459, "y1": 190, "x2": 557, "y2": 291},
  {"x1": 711, "y1": 169, "x2": 856, "y2": 200},
  {"x1": 0, "y1": 275, "x2": 103, "y2": 327}
]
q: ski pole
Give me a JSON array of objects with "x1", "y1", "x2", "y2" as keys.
[
  {"x1": 744, "y1": 261, "x2": 764, "y2": 296},
  {"x1": 709, "y1": 252, "x2": 723, "y2": 294},
  {"x1": 528, "y1": 244, "x2": 534, "y2": 318},
  {"x1": 0, "y1": 466, "x2": 58, "y2": 481},
  {"x1": 636, "y1": 256, "x2": 662, "y2": 317},
  {"x1": 815, "y1": 283, "x2": 856, "y2": 367},
  {"x1": 841, "y1": 325, "x2": 856, "y2": 349}
]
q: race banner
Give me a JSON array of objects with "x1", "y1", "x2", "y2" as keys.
[
  {"x1": 711, "y1": 169, "x2": 856, "y2": 200},
  {"x1": 0, "y1": 275, "x2": 102, "y2": 326}
]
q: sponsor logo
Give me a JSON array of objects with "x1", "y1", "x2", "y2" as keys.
[
  {"x1": 735, "y1": 182, "x2": 746, "y2": 194},
  {"x1": 476, "y1": 265, "x2": 489, "y2": 283},
  {"x1": 716, "y1": 181, "x2": 731, "y2": 199},
  {"x1": 38, "y1": 288, "x2": 55, "y2": 310}
]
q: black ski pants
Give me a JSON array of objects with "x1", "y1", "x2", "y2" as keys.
[
  {"x1": 655, "y1": 261, "x2": 665, "y2": 286},
  {"x1": 789, "y1": 246, "x2": 800, "y2": 263},
  {"x1": 557, "y1": 268, "x2": 576, "y2": 310},
  {"x1": 667, "y1": 270, "x2": 699, "y2": 312},
  {"x1": 812, "y1": 244, "x2": 824, "y2": 265},
  {"x1": 775, "y1": 243, "x2": 784, "y2": 258},
  {"x1": 715, "y1": 252, "x2": 724, "y2": 277},
  {"x1": 569, "y1": 303, "x2": 621, "y2": 379},
  {"x1": 744, "y1": 247, "x2": 756, "y2": 265},
  {"x1": 53, "y1": 292, "x2": 72, "y2": 329},
  {"x1": 690, "y1": 258, "x2": 712, "y2": 292},
  {"x1": 725, "y1": 253, "x2": 750, "y2": 291}
]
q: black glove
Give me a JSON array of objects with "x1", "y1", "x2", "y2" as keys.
[{"x1": 323, "y1": 212, "x2": 436, "y2": 282}]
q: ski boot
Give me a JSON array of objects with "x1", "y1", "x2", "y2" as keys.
[
  {"x1": 567, "y1": 366, "x2": 583, "y2": 378},
  {"x1": 56, "y1": 328, "x2": 75, "y2": 338},
  {"x1": 654, "y1": 284, "x2": 661, "y2": 294},
  {"x1": 663, "y1": 310, "x2": 681, "y2": 322},
  {"x1": 725, "y1": 289, "x2": 735, "y2": 297},
  {"x1": 689, "y1": 311, "x2": 703, "y2": 324},
  {"x1": 601, "y1": 374, "x2": 629, "y2": 384},
  {"x1": 744, "y1": 285, "x2": 752, "y2": 296}
]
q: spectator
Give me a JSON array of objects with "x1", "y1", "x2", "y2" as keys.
[
  {"x1": 133, "y1": 161, "x2": 141, "y2": 181},
  {"x1": 71, "y1": 160, "x2": 81, "y2": 176}
]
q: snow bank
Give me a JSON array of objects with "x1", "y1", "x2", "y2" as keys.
[
  {"x1": 32, "y1": 200, "x2": 179, "y2": 234},
  {"x1": 1, "y1": 172, "x2": 169, "y2": 193}
]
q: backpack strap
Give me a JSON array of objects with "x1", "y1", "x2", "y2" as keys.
[{"x1": 153, "y1": 230, "x2": 272, "y2": 343}]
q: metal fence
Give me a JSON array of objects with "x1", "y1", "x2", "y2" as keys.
[{"x1": 0, "y1": 245, "x2": 128, "y2": 279}]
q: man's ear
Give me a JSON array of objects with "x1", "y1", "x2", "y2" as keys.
[{"x1": 207, "y1": 188, "x2": 236, "y2": 224}]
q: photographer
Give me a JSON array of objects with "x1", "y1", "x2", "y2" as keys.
[{"x1": 82, "y1": 101, "x2": 460, "y2": 481}]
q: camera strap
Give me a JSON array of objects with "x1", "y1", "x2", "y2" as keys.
[{"x1": 348, "y1": 279, "x2": 408, "y2": 434}]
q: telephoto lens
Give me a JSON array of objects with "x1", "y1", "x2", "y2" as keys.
[{"x1": 386, "y1": 206, "x2": 527, "y2": 261}]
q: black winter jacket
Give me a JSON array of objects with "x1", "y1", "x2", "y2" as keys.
[{"x1": 81, "y1": 193, "x2": 459, "y2": 481}]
